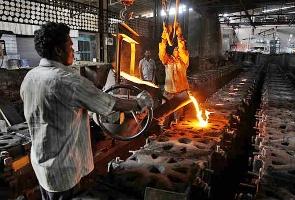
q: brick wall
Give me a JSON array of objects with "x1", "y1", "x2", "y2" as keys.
[{"x1": 0, "y1": 68, "x2": 30, "y2": 103}]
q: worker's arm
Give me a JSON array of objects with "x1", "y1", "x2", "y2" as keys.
[
  {"x1": 57, "y1": 74, "x2": 153, "y2": 116},
  {"x1": 176, "y1": 23, "x2": 189, "y2": 68},
  {"x1": 113, "y1": 97, "x2": 138, "y2": 112},
  {"x1": 57, "y1": 75, "x2": 138, "y2": 116},
  {"x1": 159, "y1": 25, "x2": 170, "y2": 65}
]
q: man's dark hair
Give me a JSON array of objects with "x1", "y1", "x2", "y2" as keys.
[{"x1": 34, "y1": 22, "x2": 70, "y2": 59}]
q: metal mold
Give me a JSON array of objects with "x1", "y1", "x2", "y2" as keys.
[{"x1": 253, "y1": 65, "x2": 295, "y2": 199}]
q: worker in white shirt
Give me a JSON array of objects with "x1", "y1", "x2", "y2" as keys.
[
  {"x1": 139, "y1": 50, "x2": 157, "y2": 84},
  {"x1": 21, "y1": 22, "x2": 153, "y2": 200}
]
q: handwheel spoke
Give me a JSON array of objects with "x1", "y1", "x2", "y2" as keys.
[{"x1": 131, "y1": 111, "x2": 143, "y2": 130}]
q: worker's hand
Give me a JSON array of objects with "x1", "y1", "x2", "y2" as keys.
[{"x1": 135, "y1": 91, "x2": 154, "y2": 112}]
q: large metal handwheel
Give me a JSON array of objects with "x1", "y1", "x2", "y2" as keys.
[{"x1": 93, "y1": 84, "x2": 153, "y2": 141}]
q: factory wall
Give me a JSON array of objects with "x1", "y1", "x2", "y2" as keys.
[
  {"x1": 0, "y1": 22, "x2": 43, "y2": 68},
  {"x1": 198, "y1": 12, "x2": 222, "y2": 71},
  {"x1": 0, "y1": 34, "x2": 20, "y2": 68},
  {"x1": 186, "y1": 10, "x2": 222, "y2": 72},
  {"x1": 199, "y1": 12, "x2": 222, "y2": 58},
  {"x1": 221, "y1": 28, "x2": 237, "y2": 53},
  {"x1": 187, "y1": 10, "x2": 202, "y2": 58},
  {"x1": 1, "y1": 34, "x2": 77, "y2": 68},
  {"x1": 0, "y1": 27, "x2": 79, "y2": 68},
  {"x1": 16, "y1": 37, "x2": 41, "y2": 67}
]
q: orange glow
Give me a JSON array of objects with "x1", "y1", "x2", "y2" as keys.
[
  {"x1": 120, "y1": 71, "x2": 159, "y2": 88},
  {"x1": 130, "y1": 43, "x2": 136, "y2": 75},
  {"x1": 189, "y1": 94, "x2": 211, "y2": 128}
]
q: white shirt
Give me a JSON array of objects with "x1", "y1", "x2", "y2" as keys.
[
  {"x1": 20, "y1": 58, "x2": 116, "y2": 192},
  {"x1": 139, "y1": 58, "x2": 156, "y2": 83}
]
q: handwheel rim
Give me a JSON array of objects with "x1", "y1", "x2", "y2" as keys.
[{"x1": 94, "y1": 84, "x2": 153, "y2": 141}]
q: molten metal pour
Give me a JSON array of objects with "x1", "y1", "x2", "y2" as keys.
[
  {"x1": 121, "y1": 71, "x2": 211, "y2": 127},
  {"x1": 189, "y1": 95, "x2": 211, "y2": 128},
  {"x1": 120, "y1": 71, "x2": 159, "y2": 88}
]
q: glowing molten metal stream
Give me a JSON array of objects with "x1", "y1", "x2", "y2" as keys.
[
  {"x1": 120, "y1": 71, "x2": 159, "y2": 88},
  {"x1": 189, "y1": 95, "x2": 211, "y2": 128}
]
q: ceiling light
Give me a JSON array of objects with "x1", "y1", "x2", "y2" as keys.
[
  {"x1": 160, "y1": 4, "x2": 188, "y2": 16},
  {"x1": 142, "y1": 12, "x2": 154, "y2": 18},
  {"x1": 161, "y1": 10, "x2": 166, "y2": 16}
]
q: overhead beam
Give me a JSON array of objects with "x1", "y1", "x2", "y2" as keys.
[
  {"x1": 257, "y1": 28, "x2": 275, "y2": 35},
  {"x1": 239, "y1": 0, "x2": 256, "y2": 28},
  {"x1": 220, "y1": 13, "x2": 295, "y2": 18},
  {"x1": 220, "y1": 20, "x2": 295, "y2": 26}
]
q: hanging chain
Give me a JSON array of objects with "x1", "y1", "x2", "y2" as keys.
[
  {"x1": 162, "y1": 0, "x2": 169, "y2": 16},
  {"x1": 120, "y1": 0, "x2": 135, "y2": 21},
  {"x1": 161, "y1": 0, "x2": 180, "y2": 46}
]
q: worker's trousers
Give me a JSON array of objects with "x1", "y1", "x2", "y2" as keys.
[{"x1": 39, "y1": 184, "x2": 79, "y2": 200}]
